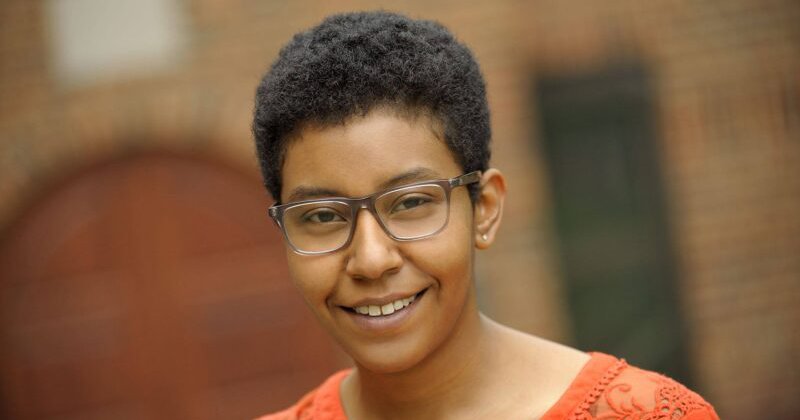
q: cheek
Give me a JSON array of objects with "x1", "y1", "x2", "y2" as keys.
[
  {"x1": 285, "y1": 250, "x2": 339, "y2": 309},
  {"x1": 408, "y1": 209, "x2": 474, "y2": 286}
]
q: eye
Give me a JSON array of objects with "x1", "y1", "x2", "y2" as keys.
[
  {"x1": 303, "y1": 208, "x2": 346, "y2": 223},
  {"x1": 392, "y1": 196, "x2": 432, "y2": 212}
]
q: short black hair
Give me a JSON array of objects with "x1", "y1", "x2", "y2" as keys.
[{"x1": 253, "y1": 11, "x2": 491, "y2": 202}]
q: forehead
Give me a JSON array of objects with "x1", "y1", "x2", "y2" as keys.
[{"x1": 281, "y1": 109, "x2": 463, "y2": 202}]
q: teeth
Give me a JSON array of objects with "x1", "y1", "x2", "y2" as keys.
[
  {"x1": 381, "y1": 303, "x2": 395, "y2": 315},
  {"x1": 354, "y1": 294, "x2": 417, "y2": 317}
]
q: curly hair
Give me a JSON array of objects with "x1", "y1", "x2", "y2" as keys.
[{"x1": 253, "y1": 11, "x2": 491, "y2": 202}]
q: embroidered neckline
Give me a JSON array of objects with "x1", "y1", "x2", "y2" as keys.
[
  {"x1": 569, "y1": 357, "x2": 628, "y2": 419},
  {"x1": 563, "y1": 355, "x2": 717, "y2": 420}
]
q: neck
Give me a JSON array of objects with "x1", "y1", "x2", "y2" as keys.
[{"x1": 346, "y1": 292, "x2": 500, "y2": 419}]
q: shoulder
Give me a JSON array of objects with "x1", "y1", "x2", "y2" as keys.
[
  {"x1": 255, "y1": 370, "x2": 351, "y2": 420},
  {"x1": 547, "y1": 353, "x2": 719, "y2": 420}
]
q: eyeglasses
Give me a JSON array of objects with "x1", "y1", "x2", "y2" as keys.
[{"x1": 268, "y1": 171, "x2": 481, "y2": 255}]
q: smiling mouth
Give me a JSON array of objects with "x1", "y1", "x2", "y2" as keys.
[{"x1": 346, "y1": 290, "x2": 426, "y2": 317}]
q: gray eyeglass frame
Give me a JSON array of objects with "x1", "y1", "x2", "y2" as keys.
[{"x1": 268, "y1": 171, "x2": 482, "y2": 255}]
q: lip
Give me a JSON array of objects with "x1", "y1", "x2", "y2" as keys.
[{"x1": 341, "y1": 289, "x2": 427, "y2": 334}]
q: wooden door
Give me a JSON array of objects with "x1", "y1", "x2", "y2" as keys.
[{"x1": 0, "y1": 154, "x2": 345, "y2": 419}]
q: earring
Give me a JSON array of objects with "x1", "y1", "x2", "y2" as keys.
[{"x1": 481, "y1": 234, "x2": 488, "y2": 241}]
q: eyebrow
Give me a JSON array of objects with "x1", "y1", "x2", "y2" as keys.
[{"x1": 285, "y1": 167, "x2": 443, "y2": 203}]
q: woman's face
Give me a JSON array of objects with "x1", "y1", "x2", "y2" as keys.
[{"x1": 279, "y1": 109, "x2": 477, "y2": 373}]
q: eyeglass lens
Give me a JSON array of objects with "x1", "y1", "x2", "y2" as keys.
[{"x1": 282, "y1": 184, "x2": 449, "y2": 253}]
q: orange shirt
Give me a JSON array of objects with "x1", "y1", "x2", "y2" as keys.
[{"x1": 257, "y1": 353, "x2": 719, "y2": 420}]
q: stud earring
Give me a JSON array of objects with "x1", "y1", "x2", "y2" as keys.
[{"x1": 481, "y1": 234, "x2": 488, "y2": 241}]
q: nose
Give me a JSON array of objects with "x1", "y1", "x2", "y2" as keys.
[{"x1": 345, "y1": 209, "x2": 403, "y2": 281}]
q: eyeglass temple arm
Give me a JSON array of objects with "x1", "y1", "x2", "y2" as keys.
[{"x1": 450, "y1": 171, "x2": 482, "y2": 187}]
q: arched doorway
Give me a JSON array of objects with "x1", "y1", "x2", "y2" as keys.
[{"x1": 0, "y1": 153, "x2": 346, "y2": 419}]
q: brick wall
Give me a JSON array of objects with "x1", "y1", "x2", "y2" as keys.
[{"x1": 520, "y1": 1, "x2": 800, "y2": 417}]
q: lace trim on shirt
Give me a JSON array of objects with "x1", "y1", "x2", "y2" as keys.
[
  {"x1": 647, "y1": 375, "x2": 714, "y2": 420},
  {"x1": 568, "y1": 359, "x2": 713, "y2": 420},
  {"x1": 569, "y1": 358, "x2": 628, "y2": 420}
]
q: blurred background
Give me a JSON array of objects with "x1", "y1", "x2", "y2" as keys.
[{"x1": 0, "y1": 0, "x2": 798, "y2": 419}]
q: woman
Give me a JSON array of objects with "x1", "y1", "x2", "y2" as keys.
[{"x1": 252, "y1": 11, "x2": 718, "y2": 420}]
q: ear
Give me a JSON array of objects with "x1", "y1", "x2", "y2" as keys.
[{"x1": 474, "y1": 168, "x2": 506, "y2": 250}]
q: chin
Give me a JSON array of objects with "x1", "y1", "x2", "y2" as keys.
[
  {"x1": 346, "y1": 337, "x2": 432, "y2": 375},
  {"x1": 354, "y1": 352, "x2": 423, "y2": 375}
]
